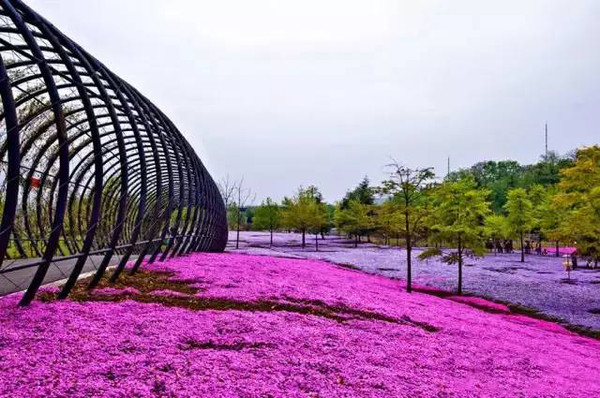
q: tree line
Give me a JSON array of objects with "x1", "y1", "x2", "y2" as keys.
[{"x1": 222, "y1": 146, "x2": 600, "y2": 294}]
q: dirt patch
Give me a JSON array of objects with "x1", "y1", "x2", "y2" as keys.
[
  {"x1": 316, "y1": 260, "x2": 361, "y2": 271},
  {"x1": 559, "y1": 279, "x2": 577, "y2": 284},
  {"x1": 178, "y1": 339, "x2": 274, "y2": 351},
  {"x1": 38, "y1": 269, "x2": 437, "y2": 333},
  {"x1": 483, "y1": 267, "x2": 520, "y2": 274},
  {"x1": 412, "y1": 286, "x2": 454, "y2": 298},
  {"x1": 283, "y1": 296, "x2": 438, "y2": 332}
]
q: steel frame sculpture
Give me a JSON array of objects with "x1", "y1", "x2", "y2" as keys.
[{"x1": 0, "y1": 0, "x2": 228, "y2": 305}]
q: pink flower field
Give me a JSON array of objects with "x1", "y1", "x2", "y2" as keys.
[{"x1": 1, "y1": 253, "x2": 599, "y2": 397}]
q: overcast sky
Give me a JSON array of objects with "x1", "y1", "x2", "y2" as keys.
[{"x1": 29, "y1": 0, "x2": 600, "y2": 202}]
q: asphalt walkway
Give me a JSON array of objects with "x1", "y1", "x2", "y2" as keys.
[{"x1": 0, "y1": 255, "x2": 129, "y2": 296}]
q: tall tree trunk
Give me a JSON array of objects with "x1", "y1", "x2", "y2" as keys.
[
  {"x1": 520, "y1": 232, "x2": 525, "y2": 262},
  {"x1": 406, "y1": 242, "x2": 412, "y2": 293},
  {"x1": 354, "y1": 235, "x2": 358, "y2": 248},
  {"x1": 301, "y1": 230, "x2": 305, "y2": 249},
  {"x1": 405, "y1": 209, "x2": 412, "y2": 293},
  {"x1": 236, "y1": 211, "x2": 241, "y2": 249},
  {"x1": 457, "y1": 234, "x2": 463, "y2": 295},
  {"x1": 270, "y1": 228, "x2": 273, "y2": 247},
  {"x1": 555, "y1": 240, "x2": 559, "y2": 257},
  {"x1": 315, "y1": 233, "x2": 319, "y2": 252}
]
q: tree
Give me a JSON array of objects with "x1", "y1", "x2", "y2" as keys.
[
  {"x1": 335, "y1": 199, "x2": 376, "y2": 247},
  {"x1": 218, "y1": 174, "x2": 237, "y2": 210},
  {"x1": 232, "y1": 177, "x2": 255, "y2": 249},
  {"x1": 253, "y1": 198, "x2": 281, "y2": 247},
  {"x1": 485, "y1": 214, "x2": 509, "y2": 254},
  {"x1": 218, "y1": 174, "x2": 238, "y2": 246},
  {"x1": 322, "y1": 203, "x2": 336, "y2": 237},
  {"x1": 308, "y1": 201, "x2": 328, "y2": 252},
  {"x1": 540, "y1": 190, "x2": 568, "y2": 257},
  {"x1": 447, "y1": 160, "x2": 521, "y2": 212},
  {"x1": 282, "y1": 186, "x2": 325, "y2": 249},
  {"x1": 521, "y1": 151, "x2": 574, "y2": 187},
  {"x1": 527, "y1": 184, "x2": 550, "y2": 251},
  {"x1": 526, "y1": 184, "x2": 563, "y2": 256},
  {"x1": 340, "y1": 177, "x2": 374, "y2": 209},
  {"x1": 376, "y1": 200, "x2": 401, "y2": 246},
  {"x1": 378, "y1": 163, "x2": 434, "y2": 293},
  {"x1": 552, "y1": 146, "x2": 600, "y2": 265},
  {"x1": 528, "y1": 184, "x2": 548, "y2": 227},
  {"x1": 446, "y1": 154, "x2": 573, "y2": 213},
  {"x1": 420, "y1": 177, "x2": 490, "y2": 295},
  {"x1": 306, "y1": 186, "x2": 334, "y2": 239},
  {"x1": 227, "y1": 203, "x2": 240, "y2": 230},
  {"x1": 505, "y1": 188, "x2": 534, "y2": 262}
]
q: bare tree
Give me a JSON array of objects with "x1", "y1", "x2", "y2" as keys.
[
  {"x1": 233, "y1": 177, "x2": 255, "y2": 249},
  {"x1": 218, "y1": 175, "x2": 237, "y2": 210}
]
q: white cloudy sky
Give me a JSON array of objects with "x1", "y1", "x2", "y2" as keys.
[{"x1": 29, "y1": 0, "x2": 600, "y2": 202}]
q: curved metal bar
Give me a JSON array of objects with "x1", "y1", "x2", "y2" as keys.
[
  {"x1": 125, "y1": 87, "x2": 169, "y2": 275},
  {"x1": 0, "y1": 0, "x2": 227, "y2": 304},
  {"x1": 0, "y1": 0, "x2": 71, "y2": 306},
  {"x1": 106, "y1": 78, "x2": 151, "y2": 283},
  {"x1": 0, "y1": 53, "x2": 20, "y2": 267}
]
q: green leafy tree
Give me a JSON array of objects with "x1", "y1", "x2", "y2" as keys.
[
  {"x1": 521, "y1": 151, "x2": 575, "y2": 187},
  {"x1": 505, "y1": 188, "x2": 534, "y2": 262},
  {"x1": 282, "y1": 186, "x2": 326, "y2": 249},
  {"x1": 253, "y1": 198, "x2": 281, "y2": 247},
  {"x1": 528, "y1": 184, "x2": 548, "y2": 220},
  {"x1": 378, "y1": 163, "x2": 434, "y2": 293},
  {"x1": 420, "y1": 177, "x2": 490, "y2": 295},
  {"x1": 527, "y1": 184, "x2": 565, "y2": 256},
  {"x1": 227, "y1": 203, "x2": 243, "y2": 230},
  {"x1": 340, "y1": 177, "x2": 374, "y2": 209},
  {"x1": 335, "y1": 199, "x2": 376, "y2": 247},
  {"x1": 540, "y1": 192, "x2": 567, "y2": 257},
  {"x1": 308, "y1": 201, "x2": 329, "y2": 252},
  {"x1": 552, "y1": 146, "x2": 600, "y2": 264},
  {"x1": 323, "y1": 203, "x2": 336, "y2": 236},
  {"x1": 485, "y1": 214, "x2": 509, "y2": 254},
  {"x1": 528, "y1": 184, "x2": 550, "y2": 248},
  {"x1": 448, "y1": 160, "x2": 521, "y2": 212},
  {"x1": 447, "y1": 153, "x2": 573, "y2": 213},
  {"x1": 376, "y1": 200, "x2": 401, "y2": 246}
]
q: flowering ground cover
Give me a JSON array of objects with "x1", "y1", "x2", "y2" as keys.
[
  {"x1": 1, "y1": 252, "x2": 600, "y2": 397},
  {"x1": 230, "y1": 231, "x2": 600, "y2": 331}
]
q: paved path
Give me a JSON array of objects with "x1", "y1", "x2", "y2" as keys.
[{"x1": 0, "y1": 255, "x2": 131, "y2": 296}]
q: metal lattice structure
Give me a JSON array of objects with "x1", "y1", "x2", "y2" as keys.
[{"x1": 0, "y1": 0, "x2": 228, "y2": 305}]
